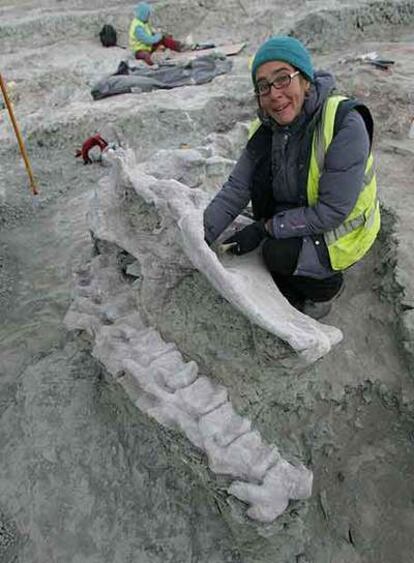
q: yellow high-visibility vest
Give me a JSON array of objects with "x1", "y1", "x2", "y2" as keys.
[
  {"x1": 307, "y1": 95, "x2": 380, "y2": 270},
  {"x1": 128, "y1": 18, "x2": 153, "y2": 53},
  {"x1": 248, "y1": 95, "x2": 380, "y2": 270}
]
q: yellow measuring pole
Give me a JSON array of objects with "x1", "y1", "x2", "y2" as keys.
[{"x1": 0, "y1": 73, "x2": 39, "y2": 195}]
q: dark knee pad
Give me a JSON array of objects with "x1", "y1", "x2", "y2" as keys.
[
  {"x1": 262, "y1": 237, "x2": 302, "y2": 276},
  {"x1": 262, "y1": 238, "x2": 275, "y2": 270}
]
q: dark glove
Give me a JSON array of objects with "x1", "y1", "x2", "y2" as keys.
[{"x1": 223, "y1": 221, "x2": 268, "y2": 255}]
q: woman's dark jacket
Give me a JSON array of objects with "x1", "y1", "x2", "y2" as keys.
[{"x1": 203, "y1": 71, "x2": 371, "y2": 278}]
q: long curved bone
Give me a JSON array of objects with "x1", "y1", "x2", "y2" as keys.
[{"x1": 105, "y1": 147, "x2": 342, "y2": 363}]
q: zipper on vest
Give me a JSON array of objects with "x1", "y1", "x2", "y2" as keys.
[{"x1": 281, "y1": 133, "x2": 289, "y2": 189}]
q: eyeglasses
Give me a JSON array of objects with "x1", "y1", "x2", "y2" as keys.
[{"x1": 255, "y1": 70, "x2": 300, "y2": 96}]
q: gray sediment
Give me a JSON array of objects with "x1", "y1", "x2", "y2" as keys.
[{"x1": 1, "y1": 0, "x2": 414, "y2": 561}]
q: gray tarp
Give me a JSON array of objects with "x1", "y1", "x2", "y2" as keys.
[{"x1": 91, "y1": 55, "x2": 233, "y2": 100}]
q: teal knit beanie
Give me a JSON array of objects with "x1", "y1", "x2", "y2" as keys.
[{"x1": 251, "y1": 36, "x2": 314, "y2": 84}]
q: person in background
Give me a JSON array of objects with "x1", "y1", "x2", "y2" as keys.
[
  {"x1": 129, "y1": 2, "x2": 184, "y2": 65},
  {"x1": 203, "y1": 36, "x2": 380, "y2": 320}
]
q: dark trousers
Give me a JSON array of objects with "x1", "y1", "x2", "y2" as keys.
[{"x1": 262, "y1": 238, "x2": 343, "y2": 304}]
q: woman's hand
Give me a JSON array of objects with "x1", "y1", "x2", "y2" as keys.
[{"x1": 223, "y1": 221, "x2": 268, "y2": 255}]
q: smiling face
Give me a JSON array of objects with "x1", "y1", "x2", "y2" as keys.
[{"x1": 255, "y1": 61, "x2": 310, "y2": 126}]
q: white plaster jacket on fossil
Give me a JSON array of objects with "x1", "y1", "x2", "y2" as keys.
[{"x1": 93, "y1": 147, "x2": 343, "y2": 361}]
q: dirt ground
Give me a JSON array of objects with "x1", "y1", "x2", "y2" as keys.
[{"x1": 1, "y1": 1, "x2": 414, "y2": 562}]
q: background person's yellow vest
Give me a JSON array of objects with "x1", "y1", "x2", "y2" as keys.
[
  {"x1": 129, "y1": 18, "x2": 154, "y2": 53},
  {"x1": 248, "y1": 95, "x2": 380, "y2": 271}
]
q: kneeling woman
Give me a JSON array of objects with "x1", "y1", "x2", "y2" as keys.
[{"x1": 203, "y1": 36, "x2": 380, "y2": 319}]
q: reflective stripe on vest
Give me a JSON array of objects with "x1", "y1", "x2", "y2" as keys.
[
  {"x1": 128, "y1": 18, "x2": 153, "y2": 53},
  {"x1": 324, "y1": 198, "x2": 379, "y2": 245},
  {"x1": 307, "y1": 95, "x2": 380, "y2": 270}
]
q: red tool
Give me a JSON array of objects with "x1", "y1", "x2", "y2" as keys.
[{"x1": 75, "y1": 134, "x2": 108, "y2": 164}]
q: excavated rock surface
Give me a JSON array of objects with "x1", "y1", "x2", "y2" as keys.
[{"x1": 1, "y1": 0, "x2": 414, "y2": 561}]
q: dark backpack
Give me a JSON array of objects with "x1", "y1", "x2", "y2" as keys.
[{"x1": 99, "y1": 24, "x2": 117, "y2": 47}]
